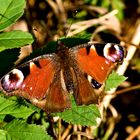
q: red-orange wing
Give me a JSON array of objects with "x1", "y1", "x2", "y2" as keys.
[
  {"x1": 0, "y1": 55, "x2": 55, "y2": 105},
  {"x1": 73, "y1": 71, "x2": 98, "y2": 105},
  {"x1": 0, "y1": 54, "x2": 71, "y2": 113},
  {"x1": 45, "y1": 71, "x2": 71, "y2": 113},
  {"x1": 73, "y1": 43, "x2": 124, "y2": 85},
  {"x1": 71, "y1": 43, "x2": 125, "y2": 105}
]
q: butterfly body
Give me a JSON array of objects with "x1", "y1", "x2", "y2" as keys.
[
  {"x1": 55, "y1": 42, "x2": 77, "y2": 93},
  {"x1": 0, "y1": 40, "x2": 125, "y2": 113}
]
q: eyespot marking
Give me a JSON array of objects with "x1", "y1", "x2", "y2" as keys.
[
  {"x1": 1, "y1": 69, "x2": 24, "y2": 92},
  {"x1": 92, "y1": 79, "x2": 102, "y2": 89},
  {"x1": 103, "y1": 43, "x2": 124, "y2": 62}
]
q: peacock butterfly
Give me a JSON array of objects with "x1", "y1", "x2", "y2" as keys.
[{"x1": 0, "y1": 38, "x2": 125, "y2": 113}]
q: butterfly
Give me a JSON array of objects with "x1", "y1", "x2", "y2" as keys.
[{"x1": 0, "y1": 38, "x2": 125, "y2": 113}]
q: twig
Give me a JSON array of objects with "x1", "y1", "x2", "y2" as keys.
[
  {"x1": 56, "y1": 0, "x2": 67, "y2": 22},
  {"x1": 73, "y1": 125, "x2": 81, "y2": 140},
  {"x1": 116, "y1": 84, "x2": 140, "y2": 95},
  {"x1": 126, "y1": 126, "x2": 140, "y2": 140},
  {"x1": 102, "y1": 118, "x2": 116, "y2": 140},
  {"x1": 58, "y1": 118, "x2": 62, "y2": 140},
  {"x1": 71, "y1": 131, "x2": 94, "y2": 139},
  {"x1": 61, "y1": 124, "x2": 72, "y2": 140},
  {"x1": 46, "y1": 0, "x2": 59, "y2": 18},
  {"x1": 68, "y1": 10, "x2": 118, "y2": 36}
]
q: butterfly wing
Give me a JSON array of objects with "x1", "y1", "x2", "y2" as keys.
[
  {"x1": 70, "y1": 43, "x2": 125, "y2": 105},
  {"x1": 72, "y1": 43, "x2": 125, "y2": 86},
  {"x1": 0, "y1": 55, "x2": 55, "y2": 98},
  {"x1": 0, "y1": 54, "x2": 72, "y2": 113},
  {"x1": 45, "y1": 70, "x2": 71, "y2": 113},
  {"x1": 0, "y1": 54, "x2": 69, "y2": 112},
  {"x1": 74, "y1": 70, "x2": 99, "y2": 105}
]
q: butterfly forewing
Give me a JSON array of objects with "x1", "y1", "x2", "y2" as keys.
[
  {"x1": 0, "y1": 55, "x2": 56, "y2": 102},
  {"x1": 72, "y1": 43, "x2": 125, "y2": 86}
]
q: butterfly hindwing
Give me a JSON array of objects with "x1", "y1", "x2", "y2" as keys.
[
  {"x1": 73, "y1": 70, "x2": 98, "y2": 105},
  {"x1": 45, "y1": 70, "x2": 71, "y2": 113}
]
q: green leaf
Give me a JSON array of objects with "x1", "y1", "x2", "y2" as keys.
[
  {"x1": 3, "y1": 119, "x2": 52, "y2": 140},
  {"x1": 101, "y1": 0, "x2": 110, "y2": 8},
  {"x1": 112, "y1": 0, "x2": 125, "y2": 20},
  {"x1": 57, "y1": 104, "x2": 101, "y2": 126},
  {"x1": 32, "y1": 37, "x2": 90, "y2": 55},
  {"x1": 0, "y1": 30, "x2": 33, "y2": 52},
  {"x1": 0, "y1": 96, "x2": 35, "y2": 120},
  {"x1": 105, "y1": 72, "x2": 127, "y2": 91},
  {"x1": 0, "y1": 0, "x2": 25, "y2": 31},
  {"x1": 0, "y1": 129, "x2": 11, "y2": 140},
  {"x1": 59, "y1": 37, "x2": 89, "y2": 48},
  {"x1": 0, "y1": 48, "x2": 20, "y2": 77}
]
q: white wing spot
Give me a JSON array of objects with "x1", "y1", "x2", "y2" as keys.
[
  {"x1": 4, "y1": 74, "x2": 10, "y2": 84},
  {"x1": 91, "y1": 45, "x2": 96, "y2": 50},
  {"x1": 22, "y1": 84, "x2": 26, "y2": 89},
  {"x1": 87, "y1": 75, "x2": 92, "y2": 82},
  {"x1": 30, "y1": 87, "x2": 33, "y2": 91},
  {"x1": 105, "y1": 60, "x2": 110, "y2": 65},
  {"x1": 30, "y1": 62, "x2": 36, "y2": 70}
]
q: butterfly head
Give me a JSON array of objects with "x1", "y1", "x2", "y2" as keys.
[{"x1": 56, "y1": 40, "x2": 68, "y2": 51}]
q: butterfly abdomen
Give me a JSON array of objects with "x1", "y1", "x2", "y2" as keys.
[{"x1": 57, "y1": 47, "x2": 77, "y2": 94}]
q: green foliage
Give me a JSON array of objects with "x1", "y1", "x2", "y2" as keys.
[
  {"x1": 0, "y1": 0, "x2": 33, "y2": 75},
  {"x1": 84, "y1": 0, "x2": 98, "y2": 5},
  {"x1": 59, "y1": 37, "x2": 89, "y2": 47},
  {"x1": 84, "y1": 0, "x2": 125, "y2": 20},
  {"x1": 0, "y1": 96, "x2": 35, "y2": 120},
  {"x1": 0, "y1": 119, "x2": 52, "y2": 140},
  {"x1": 0, "y1": 48, "x2": 20, "y2": 76},
  {"x1": 0, "y1": 30, "x2": 33, "y2": 52},
  {"x1": 56, "y1": 97, "x2": 100, "y2": 126},
  {"x1": 130, "y1": 57, "x2": 140, "y2": 74},
  {"x1": 57, "y1": 104, "x2": 101, "y2": 126},
  {"x1": 105, "y1": 71, "x2": 127, "y2": 91},
  {"x1": 0, "y1": 0, "x2": 25, "y2": 31},
  {"x1": 0, "y1": 129, "x2": 11, "y2": 140},
  {"x1": 111, "y1": 0, "x2": 125, "y2": 20}
]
